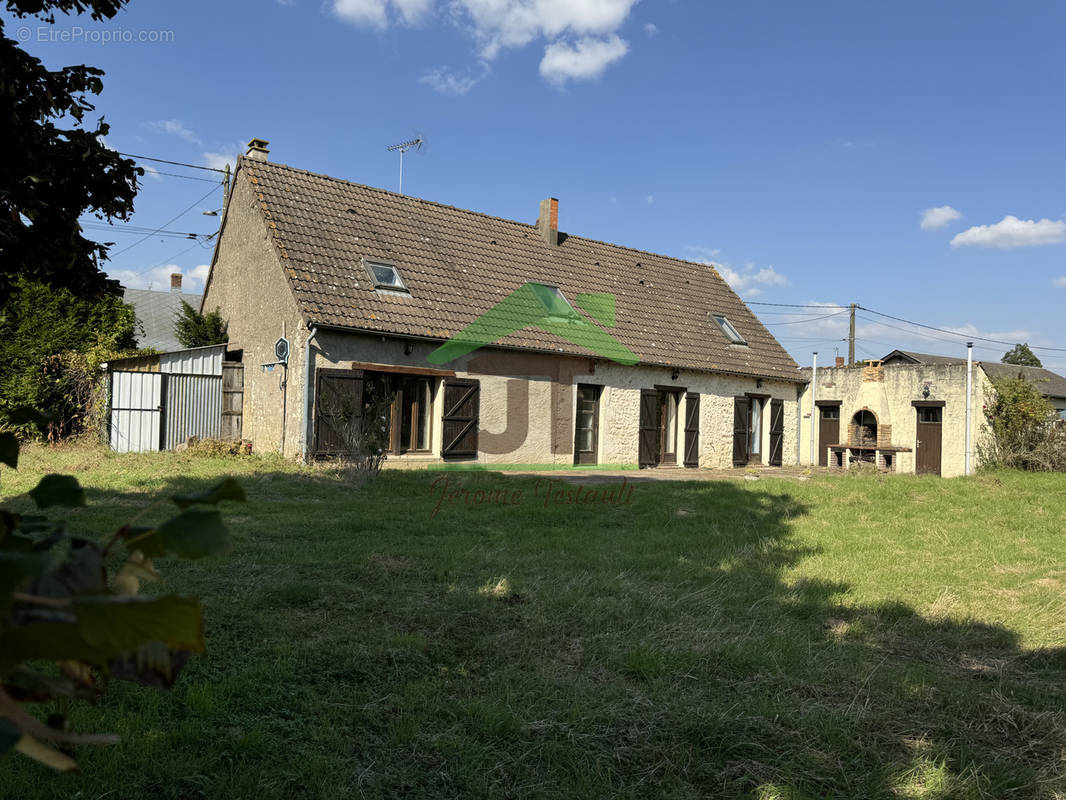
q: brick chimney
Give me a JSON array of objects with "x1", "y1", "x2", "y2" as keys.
[
  {"x1": 170, "y1": 273, "x2": 182, "y2": 292},
  {"x1": 835, "y1": 356, "x2": 845, "y2": 368},
  {"x1": 537, "y1": 197, "x2": 559, "y2": 246},
  {"x1": 245, "y1": 138, "x2": 270, "y2": 162}
]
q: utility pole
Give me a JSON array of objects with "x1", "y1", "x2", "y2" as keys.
[
  {"x1": 848, "y1": 304, "x2": 856, "y2": 365},
  {"x1": 222, "y1": 163, "x2": 231, "y2": 212}
]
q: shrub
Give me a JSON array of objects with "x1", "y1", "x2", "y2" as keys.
[{"x1": 979, "y1": 376, "x2": 1065, "y2": 471}]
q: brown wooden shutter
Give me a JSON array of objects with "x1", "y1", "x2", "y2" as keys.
[
  {"x1": 732, "y1": 396, "x2": 749, "y2": 467},
  {"x1": 683, "y1": 393, "x2": 700, "y2": 468},
  {"x1": 768, "y1": 398, "x2": 784, "y2": 466},
  {"x1": 638, "y1": 389, "x2": 659, "y2": 467},
  {"x1": 442, "y1": 378, "x2": 480, "y2": 459},
  {"x1": 313, "y1": 369, "x2": 364, "y2": 457}
]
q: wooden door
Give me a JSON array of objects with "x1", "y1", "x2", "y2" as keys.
[
  {"x1": 817, "y1": 405, "x2": 840, "y2": 467},
  {"x1": 638, "y1": 389, "x2": 659, "y2": 467},
  {"x1": 573, "y1": 384, "x2": 601, "y2": 465},
  {"x1": 683, "y1": 393, "x2": 700, "y2": 468},
  {"x1": 768, "y1": 399, "x2": 784, "y2": 466},
  {"x1": 221, "y1": 363, "x2": 244, "y2": 441},
  {"x1": 915, "y1": 406, "x2": 943, "y2": 475},
  {"x1": 313, "y1": 369, "x2": 364, "y2": 457},
  {"x1": 441, "y1": 378, "x2": 480, "y2": 459},
  {"x1": 732, "y1": 396, "x2": 749, "y2": 467},
  {"x1": 658, "y1": 391, "x2": 679, "y2": 465}
]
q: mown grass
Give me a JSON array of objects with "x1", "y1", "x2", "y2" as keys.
[{"x1": 2, "y1": 445, "x2": 1066, "y2": 799}]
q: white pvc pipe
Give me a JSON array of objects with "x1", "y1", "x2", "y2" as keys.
[
  {"x1": 965, "y1": 341, "x2": 973, "y2": 476},
  {"x1": 809, "y1": 352, "x2": 818, "y2": 466},
  {"x1": 301, "y1": 326, "x2": 319, "y2": 462}
]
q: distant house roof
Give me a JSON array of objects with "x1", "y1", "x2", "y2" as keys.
[
  {"x1": 880, "y1": 350, "x2": 965, "y2": 366},
  {"x1": 123, "y1": 286, "x2": 202, "y2": 351},
  {"x1": 879, "y1": 350, "x2": 1066, "y2": 401},
  {"x1": 980, "y1": 363, "x2": 1066, "y2": 401},
  {"x1": 208, "y1": 157, "x2": 802, "y2": 381}
]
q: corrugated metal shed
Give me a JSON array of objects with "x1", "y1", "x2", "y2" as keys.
[{"x1": 107, "y1": 345, "x2": 237, "y2": 453}]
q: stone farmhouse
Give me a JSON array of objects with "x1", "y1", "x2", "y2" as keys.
[{"x1": 199, "y1": 140, "x2": 805, "y2": 468}]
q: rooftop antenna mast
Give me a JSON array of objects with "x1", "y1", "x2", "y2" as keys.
[{"x1": 386, "y1": 136, "x2": 423, "y2": 195}]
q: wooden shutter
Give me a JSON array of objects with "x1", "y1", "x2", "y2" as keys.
[
  {"x1": 732, "y1": 396, "x2": 749, "y2": 467},
  {"x1": 768, "y1": 398, "x2": 784, "y2": 467},
  {"x1": 313, "y1": 369, "x2": 364, "y2": 457},
  {"x1": 442, "y1": 378, "x2": 479, "y2": 459},
  {"x1": 638, "y1": 389, "x2": 659, "y2": 467},
  {"x1": 683, "y1": 393, "x2": 700, "y2": 468}
]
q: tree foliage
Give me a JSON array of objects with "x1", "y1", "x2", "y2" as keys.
[
  {"x1": 1, "y1": 0, "x2": 141, "y2": 301},
  {"x1": 0, "y1": 435, "x2": 243, "y2": 771},
  {"x1": 979, "y1": 376, "x2": 1065, "y2": 471},
  {"x1": 174, "y1": 301, "x2": 228, "y2": 349},
  {"x1": 1001, "y1": 343, "x2": 1042, "y2": 368},
  {"x1": 0, "y1": 278, "x2": 142, "y2": 440}
]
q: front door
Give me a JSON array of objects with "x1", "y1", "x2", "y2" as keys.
[
  {"x1": 747, "y1": 396, "x2": 764, "y2": 465},
  {"x1": 657, "y1": 390, "x2": 680, "y2": 465},
  {"x1": 915, "y1": 406, "x2": 943, "y2": 475},
  {"x1": 818, "y1": 405, "x2": 840, "y2": 467},
  {"x1": 573, "y1": 384, "x2": 601, "y2": 465}
]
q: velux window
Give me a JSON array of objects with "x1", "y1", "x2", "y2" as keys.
[
  {"x1": 530, "y1": 283, "x2": 578, "y2": 321},
  {"x1": 363, "y1": 258, "x2": 408, "y2": 293},
  {"x1": 711, "y1": 314, "x2": 746, "y2": 345}
]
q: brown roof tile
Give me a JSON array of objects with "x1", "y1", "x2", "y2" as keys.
[{"x1": 240, "y1": 158, "x2": 802, "y2": 381}]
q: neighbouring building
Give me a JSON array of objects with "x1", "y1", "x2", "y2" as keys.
[
  {"x1": 199, "y1": 139, "x2": 806, "y2": 468},
  {"x1": 797, "y1": 351, "x2": 1066, "y2": 477},
  {"x1": 123, "y1": 273, "x2": 202, "y2": 351}
]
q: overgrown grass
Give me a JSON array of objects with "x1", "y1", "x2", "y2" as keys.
[{"x1": 3, "y1": 445, "x2": 1066, "y2": 799}]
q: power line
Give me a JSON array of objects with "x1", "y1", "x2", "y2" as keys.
[
  {"x1": 144, "y1": 170, "x2": 222, "y2": 184},
  {"x1": 119, "y1": 152, "x2": 228, "y2": 174},
  {"x1": 858, "y1": 305, "x2": 1066, "y2": 353},
  {"x1": 744, "y1": 301, "x2": 845, "y2": 309},
  {"x1": 83, "y1": 223, "x2": 209, "y2": 240},
  {"x1": 108, "y1": 185, "x2": 221, "y2": 259},
  {"x1": 765, "y1": 310, "x2": 849, "y2": 326}
]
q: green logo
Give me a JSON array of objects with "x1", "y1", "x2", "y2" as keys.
[{"x1": 427, "y1": 283, "x2": 639, "y2": 366}]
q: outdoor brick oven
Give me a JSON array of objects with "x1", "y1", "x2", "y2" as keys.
[{"x1": 829, "y1": 360, "x2": 907, "y2": 471}]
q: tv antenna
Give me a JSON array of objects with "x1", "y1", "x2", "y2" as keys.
[{"x1": 386, "y1": 136, "x2": 423, "y2": 195}]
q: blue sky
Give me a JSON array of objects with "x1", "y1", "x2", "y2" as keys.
[{"x1": 9, "y1": 0, "x2": 1065, "y2": 369}]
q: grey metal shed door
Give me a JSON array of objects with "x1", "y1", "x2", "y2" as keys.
[{"x1": 110, "y1": 371, "x2": 163, "y2": 453}]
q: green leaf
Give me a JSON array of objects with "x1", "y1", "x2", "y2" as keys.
[
  {"x1": 131, "y1": 509, "x2": 232, "y2": 560},
  {"x1": 0, "y1": 718, "x2": 20, "y2": 755},
  {"x1": 0, "y1": 551, "x2": 54, "y2": 617},
  {"x1": 172, "y1": 477, "x2": 246, "y2": 509},
  {"x1": 28, "y1": 475, "x2": 85, "y2": 510},
  {"x1": 73, "y1": 594, "x2": 204, "y2": 654},
  {"x1": 0, "y1": 433, "x2": 17, "y2": 470},
  {"x1": 16, "y1": 734, "x2": 78, "y2": 772},
  {"x1": 0, "y1": 623, "x2": 109, "y2": 670}
]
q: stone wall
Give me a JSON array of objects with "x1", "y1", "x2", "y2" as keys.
[{"x1": 797, "y1": 362, "x2": 991, "y2": 477}]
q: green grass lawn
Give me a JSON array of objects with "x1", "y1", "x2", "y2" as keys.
[{"x1": 3, "y1": 446, "x2": 1066, "y2": 799}]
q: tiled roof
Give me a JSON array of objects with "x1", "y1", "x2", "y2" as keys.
[
  {"x1": 238, "y1": 158, "x2": 802, "y2": 381},
  {"x1": 880, "y1": 350, "x2": 1066, "y2": 399},
  {"x1": 123, "y1": 287, "x2": 202, "y2": 351},
  {"x1": 880, "y1": 350, "x2": 964, "y2": 366},
  {"x1": 981, "y1": 363, "x2": 1066, "y2": 400}
]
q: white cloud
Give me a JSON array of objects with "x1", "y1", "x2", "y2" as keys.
[
  {"x1": 1054, "y1": 276, "x2": 1066, "y2": 289},
  {"x1": 950, "y1": 215, "x2": 1066, "y2": 249},
  {"x1": 142, "y1": 165, "x2": 162, "y2": 181},
  {"x1": 419, "y1": 63, "x2": 488, "y2": 95},
  {"x1": 646, "y1": 194, "x2": 654, "y2": 205},
  {"x1": 539, "y1": 35, "x2": 629, "y2": 85},
  {"x1": 331, "y1": 0, "x2": 639, "y2": 87},
  {"x1": 690, "y1": 252, "x2": 789, "y2": 298},
  {"x1": 332, "y1": 0, "x2": 433, "y2": 26},
  {"x1": 144, "y1": 119, "x2": 202, "y2": 145},
  {"x1": 201, "y1": 146, "x2": 242, "y2": 171},
  {"x1": 920, "y1": 205, "x2": 962, "y2": 230},
  {"x1": 109, "y1": 263, "x2": 211, "y2": 293},
  {"x1": 643, "y1": 22, "x2": 658, "y2": 37}
]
